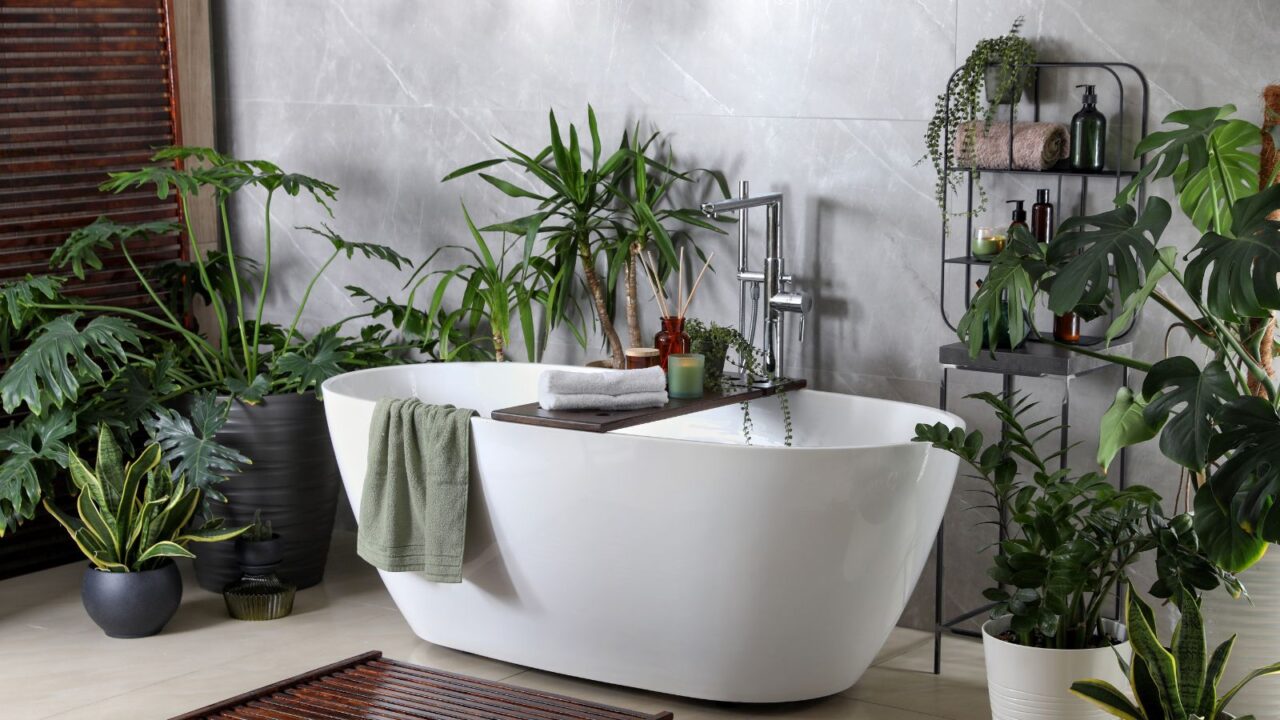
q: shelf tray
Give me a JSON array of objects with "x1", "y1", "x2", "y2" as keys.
[
  {"x1": 939, "y1": 338, "x2": 1132, "y2": 377},
  {"x1": 949, "y1": 163, "x2": 1137, "y2": 178},
  {"x1": 491, "y1": 378, "x2": 806, "y2": 433}
]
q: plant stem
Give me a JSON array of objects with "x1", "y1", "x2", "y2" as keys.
[
  {"x1": 576, "y1": 236, "x2": 624, "y2": 368},
  {"x1": 249, "y1": 189, "x2": 275, "y2": 379},
  {"x1": 219, "y1": 199, "x2": 252, "y2": 374},
  {"x1": 625, "y1": 241, "x2": 641, "y2": 348},
  {"x1": 283, "y1": 248, "x2": 338, "y2": 348},
  {"x1": 178, "y1": 192, "x2": 231, "y2": 362}
]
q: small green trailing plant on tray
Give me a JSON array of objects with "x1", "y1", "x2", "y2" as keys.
[
  {"x1": 686, "y1": 318, "x2": 794, "y2": 447},
  {"x1": 1071, "y1": 587, "x2": 1280, "y2": 720},
  {"x1": 44, "y1": 426, "x2": 248, "y2": 573},
  {"x1": 914, "y1": 391, "x2": 1237, "y2": 649}
]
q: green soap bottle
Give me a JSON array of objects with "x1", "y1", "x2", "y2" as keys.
[{"x1": 1070, "y1": 84, "x2": 1106, "y2": 172}]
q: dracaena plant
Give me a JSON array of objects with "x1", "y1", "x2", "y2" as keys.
[
  {"x1": 1072, "y1": 587, "x2": 1280, "y2": 720},
  {"x1": 443, "y1": 108, "x2": 727, "y2": 367},
  {"x1": 913, "y1": 391, "x2": 1236, "y2": 649},
  {"x1": 43, "y1": 426, "x2": 248, "y2": 572},
  {"x1": 957, "y1": 105, "x2": 1280, "y2": 573}
]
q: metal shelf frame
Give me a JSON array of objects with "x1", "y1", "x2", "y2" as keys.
[{"x1": 931, "y1": 61, "x2": 1150, "y2": 675}]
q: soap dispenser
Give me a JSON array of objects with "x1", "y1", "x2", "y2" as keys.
[
  {"x1": 1006, "y1": 199, "x2": 1028, "y2": 237},
  {"x1": 1070, "y1": 84, "x2": 1106, "y2": 172},
  {"x1": 1031, "y1": 189, "x2": 1054, "y2": 243}
]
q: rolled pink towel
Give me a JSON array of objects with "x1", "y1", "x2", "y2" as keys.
[{"x1": 953, "y1": 121, "x2": 1070, "y2": 171}]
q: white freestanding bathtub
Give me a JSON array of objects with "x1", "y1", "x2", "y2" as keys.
[{"x1": 322, "y1": 362, "x2": 962, "y2": 703}]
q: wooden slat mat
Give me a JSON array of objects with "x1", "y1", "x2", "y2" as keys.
[{"x1": 171, "y1": 651, "x2": 674, "y2": 720}]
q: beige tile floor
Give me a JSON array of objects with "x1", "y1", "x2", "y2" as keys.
[{"x1": 0, "y1": 534, "x2": 991, "y2": 719}]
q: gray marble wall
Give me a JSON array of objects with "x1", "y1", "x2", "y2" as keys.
[{"x1": 212, "y1": 0, "x2": 1277, "y2": 629}]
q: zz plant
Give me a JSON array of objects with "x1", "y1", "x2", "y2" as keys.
[
  {"x1": 914, "y1": 392, "x2": 1235, "y2": 648},
  {"x1": 1072, "y1": 587, "x2": 1280, "y2": 720},
  {"x1": 957, "y1": 104, "x2": 1280, "y2": 573},
  {"x1": 44, "y1": 426, "x2": 247, "y2": 572}
]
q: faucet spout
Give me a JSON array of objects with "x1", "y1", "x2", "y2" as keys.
[{"x1": 700, "y1": 192, "x2": 784, "y2": 218}]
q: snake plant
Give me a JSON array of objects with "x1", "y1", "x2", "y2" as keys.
[
  {"x1": 1072, "y1": 588, "x2": 1280, "y2": 719},
  {"x1": 43, "y1": 426, "x2": 247, "y2": 572}
]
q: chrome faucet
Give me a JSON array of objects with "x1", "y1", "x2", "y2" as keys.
[{"x1": 701, "y1": 181, "x2": 811, "y2": 383}]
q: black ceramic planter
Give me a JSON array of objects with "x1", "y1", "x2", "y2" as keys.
[
  {"x1": 193, "y1": 393, "x2": 341, "y2": 592},
  {"x1": 81, "y1": 561, "x2": 182, "y2": 638},
  {"x1": 235, "y1": 534, "x2": 284, "y2": 576}
]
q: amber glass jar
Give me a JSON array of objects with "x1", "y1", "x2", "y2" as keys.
[
  {"x1": 625, "y1": 347, "x2": 660, "y2": 369},
  {"x1": 1054, "y1": 313, "x2": 1082, "y2": 344},
  {"x1": 654, "y1": 316, "x2": 690, "y2": 371}
]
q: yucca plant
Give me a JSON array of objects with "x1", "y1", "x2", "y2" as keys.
[
  {"x1": 42, "y1": 426, "x2": 247, "y2": 572},
  {"x1": 1072, "y1": 587, "x2": 1280, "y2": 719}
]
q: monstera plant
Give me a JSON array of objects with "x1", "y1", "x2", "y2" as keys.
[{"x1": 958, "y1": 104, "x2": 1280, "y2": 573}]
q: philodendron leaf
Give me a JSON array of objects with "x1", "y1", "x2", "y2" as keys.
[
  {"x1": 146, "y1": 393, "x2": 249, "y2": 500},
  {"x1": 225, "y1": 374, "x2": 269, "y2": 404},
  {"x1": 1047, "y1": 198, "x2": 1171, "y2": 314},
  {"x1": 275, "y1": 327, "x2": 354, "y2": 394},
  {"x1": 0, "y1": 275, "x2": 64, "y2": 331},
  {"x1": 0, "y1": 409, "x2": 75, "y2": 533},
  {"x1": 1184, "y1": 184, "x2": 1280, "y2": 322},
  {"x1": 51, "y1": 217, "x2": 182, "y2": 280},
  {"x1": 1142, "y1": 358, "x2": 1237, "y2": 471},
  {"x1": 298, "y1": 224, "x2": 412, "y2": 270},
  {"x1": 0, "y1": 314, "x2": 141, "y2": 415},
  {"x1": 1097, "y1": 386, "x2": 1162, "y2": 473}
]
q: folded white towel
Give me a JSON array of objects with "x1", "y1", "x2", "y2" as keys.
[
  {"x1": 539, "y1": 390, "x2": 669, "y2": 411},
  {"x1": 538, "y1": 366, "x2": 666, "y2": 397}
]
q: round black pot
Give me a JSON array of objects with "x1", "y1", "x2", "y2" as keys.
[
  {"x1": 193, "y1": 393, "x2": 341, "y2": 592},
  {"x1": 235, "y1": 534, "x2": 284, "y2": 576},
  {"x1": 81, "y1": 561, "x2": 182, "y2": 638}
]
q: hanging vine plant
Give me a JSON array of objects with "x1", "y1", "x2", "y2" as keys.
[{"x1": 922, "y1": 17, "x2": 1037, "y2": 235}]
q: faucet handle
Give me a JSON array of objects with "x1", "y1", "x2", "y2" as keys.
[
  {"x1": 770, "y1": 290, "x2": 811, "y2": 344},
  {"x1": 798, "y1": 313, "x2": 806, "y2": 344}
]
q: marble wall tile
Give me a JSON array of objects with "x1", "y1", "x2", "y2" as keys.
[{"x1": 213, "y1": 0, "x2": 1275, "y2": 632}]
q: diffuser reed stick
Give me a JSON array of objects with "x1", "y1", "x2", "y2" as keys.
[
  {"x1": 639, "y1": 251, "x2": 670, "y2": 318},
  {"x1": 677, "y1": 246, "x2": 685, "y2": 319},
  {"x1": 679, "y1": 252, "x2": 715, "y2": 319}
]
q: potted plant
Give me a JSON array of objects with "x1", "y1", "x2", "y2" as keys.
[
  {"x1": 43, "y1": 426, "x2": 247, "y2": 638},
  {"x1": 1071, "y1": 587, "x2": 1280, "y2": 719},
  {"x1": 221, "y1": 510, "x2": 296, "y2": 621},
  {"x1": 0, "y1": 147, "x2": 415, "y2": 591},
  {"x1": 956, "y1": 101, "x2": 1280, "y2": 713},
  {"x1": 922, "y1": 17, "x2": 1037, "y2": 229},
  {"x1": 915, "y1": 392, "x2": 1235, "y2": 719},
  {"x1": 443, "y1": 109, "x2": 727, "y2": 367},
  {"x1": 685, "y1": 318, "x2": 736, "y2": 390}
]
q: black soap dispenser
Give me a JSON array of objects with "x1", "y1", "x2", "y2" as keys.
[
  {"x1": 1007, "y1": 199, "x2": 1028, "y2": 237},
  {"x1": 1070, "y1": 84, "x2": 1106, "y2": 172}
]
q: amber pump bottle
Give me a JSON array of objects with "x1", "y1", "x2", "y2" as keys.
[{"x1": 1031, "y1": 189, "x2": 1054, "y2": 243}]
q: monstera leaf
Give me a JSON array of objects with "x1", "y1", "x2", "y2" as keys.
[
  {"x1": 1045, "y1": 198, "x2": 1171, "y2": 314},
  {"x1": 1184, "y1": 184, "x2": 1280, "y2": 322},
  {"x1": 1142, "y1": 358, "x2": 1237, "y2": 472},
  {"x1": 0, "y1": 314, "x2": 141, "y2": 415},
  {"x1": 1202, "y1": 396, "x2": 1280, "y2": 553},
  {"x1": 1104, "y1": 246, "x2": 1177, "y2": 344},
  {"x1": 1117, "y1": 105, "x2": 1258, "y2": 230},
  {"x1": 1097, "y1": 386, "x2": 1162, "y2": 473},
  {"x1": 956, "y1": 227, "x2": 1042, "y2": 356}
]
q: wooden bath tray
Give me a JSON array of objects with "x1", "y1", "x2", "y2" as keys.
[
  {"x1": 171, "y1": 650, "x2": 674, "y2": 719},
  {"x1": 491, "y1": 378, "x2": 805, "y2": 433}
]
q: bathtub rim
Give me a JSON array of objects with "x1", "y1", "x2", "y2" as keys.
[{"x1": 321, "y1": 361, "x2": 965, "y2": 452}]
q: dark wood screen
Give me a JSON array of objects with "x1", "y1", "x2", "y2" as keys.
[{"x1": 0, "y1": 0, "x2": 185, "y2": 579}]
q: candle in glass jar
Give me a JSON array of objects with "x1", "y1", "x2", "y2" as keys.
[
  {"x1": 971, "y1": 226, "x2": 1006, "y2": 258},
  {"x1": 667, "y1": 353, "x2": 705, "y2": 399}
]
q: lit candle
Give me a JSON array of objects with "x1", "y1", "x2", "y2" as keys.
[
  {"x1": 667, "y1": 353, "x2": 705, "y2": 399},
  {"x1": 971, "y1": 227, "x2": 1006, "y2": 258}
]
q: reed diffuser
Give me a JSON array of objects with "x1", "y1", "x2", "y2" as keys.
[{"x1": 639, "y1": 249, "x2": 714, "y2": 371}]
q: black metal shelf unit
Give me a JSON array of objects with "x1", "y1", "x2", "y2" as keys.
[{"x1": 931, "y1": 61, "x2": 1150, "y2": 674}]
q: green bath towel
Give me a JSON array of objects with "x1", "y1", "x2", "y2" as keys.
[{"x1": 357, "y1": 398, "x2": 477, "y2": 581}]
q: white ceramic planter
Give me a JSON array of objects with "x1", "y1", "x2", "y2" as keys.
[
  {"x1": 1202, "y1": 552, "x2": 1280, "y2": 716},
  {"x1": 983, "y1": 616, "x2": 1131, "y2": 720}
]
